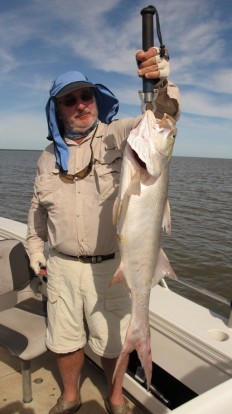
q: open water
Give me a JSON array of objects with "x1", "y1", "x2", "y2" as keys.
[{"x1": 0, "y1": 150, "x2": 231, "y2": 318}]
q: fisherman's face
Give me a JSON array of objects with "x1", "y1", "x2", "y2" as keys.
[{"x1": 57, "y1": 87, "x2": 98, "y2": 133}]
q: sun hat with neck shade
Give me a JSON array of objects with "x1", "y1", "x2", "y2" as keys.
[{"x1": 45, "y1": 71, "x2": 119, "y2": 172}]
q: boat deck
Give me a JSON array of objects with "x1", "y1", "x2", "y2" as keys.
[{"x1": 0, "y1": 348, "x2": 146, "y2": 414}]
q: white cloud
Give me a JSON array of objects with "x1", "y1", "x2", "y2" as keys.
[
  {"x1": 0, "y1": 0, "x2": 231, "y2": 158},
  {"x1": 181, "y1": 90, "x2": 232, "y2": 119}
]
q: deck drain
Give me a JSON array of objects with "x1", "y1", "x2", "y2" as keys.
[
  {"x1": 207, "y1": 329, "x2": 229, "y2": 342},
  {"x1": 34, "y1": 377, "x2": 43, "y2": 384}
]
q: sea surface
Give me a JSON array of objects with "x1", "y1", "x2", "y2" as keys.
[{"x1": 0, "y1": 150, "x2": 231, "y2": 318}]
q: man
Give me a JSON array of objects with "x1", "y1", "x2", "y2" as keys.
[{"x1": 27, "y1": 47, "x2": 180, "y2": 414}]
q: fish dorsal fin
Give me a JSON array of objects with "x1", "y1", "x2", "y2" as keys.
[
  {"x1": 162, "y1": 199, "x2": 171, "y2": 236},
  {"x1": 151, "y1": 248, "x2": 177, "y2": 287}
]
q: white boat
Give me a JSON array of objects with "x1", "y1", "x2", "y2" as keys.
[{"x1": 0, "y1": 216, "x2": 232, "y2": 414}]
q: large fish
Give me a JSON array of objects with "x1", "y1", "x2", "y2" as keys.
[{"x1": 112, "y1": 110, "x2": 177, "y2": 389}]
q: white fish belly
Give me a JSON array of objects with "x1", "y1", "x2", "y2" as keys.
[{"x1": 118, "y1": 168, "x2": 169, "y2": 290}]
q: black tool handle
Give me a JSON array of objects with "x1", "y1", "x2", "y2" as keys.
[{"x1": 141, "y1": 5, "x2": 158, "y2": 92}]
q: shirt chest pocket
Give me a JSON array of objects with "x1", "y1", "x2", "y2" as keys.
[
  {"x1": 93, "y1": 146, "x2": 122, "y2": 201},
  {"x1": 35, "y1": 172, "x2": 60, "y2": 209}
]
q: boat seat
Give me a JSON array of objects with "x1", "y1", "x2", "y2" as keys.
[{"x1": 0, "y1": 239, "x2": 47, "y2": 403}]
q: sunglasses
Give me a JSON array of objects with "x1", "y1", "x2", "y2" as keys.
[
  {"x1": 57, "y1": 89, "x2": 94, "y2": 107},
  {"x1": 60, "y1": 159, "x2": 93, "y2": 181},
  {"x1": 60, "y1": 126, "x2": 97, "y2": 181}
]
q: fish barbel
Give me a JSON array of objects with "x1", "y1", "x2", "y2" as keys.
[{"x1": 112, "y1": 110, "x2": 177, "y2": 389}]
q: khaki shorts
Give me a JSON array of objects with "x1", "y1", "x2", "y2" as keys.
[{"x1": 45, "y1": 250, "x2": 131, "y2": 357}]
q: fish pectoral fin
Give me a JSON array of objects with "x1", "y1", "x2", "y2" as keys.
[
  {"x1": 151, "y1": 248, "x2": 177, "y2": 287},
  {"x1": 127, "y1": 170, "x2": 141, "y2": 196},
  {"x1": 162, "y1": 199, "x2": 171, "y2": 236},
  {"x1": 113, "y1": 194, "x2": 130, "y2": 226},
  {"x1": 113, "y1": 165, "x2": 140, "y2": 226}
]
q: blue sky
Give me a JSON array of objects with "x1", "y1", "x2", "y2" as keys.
[{"x1": 0, "y1": 0, "x2": 231, "y2": 158}]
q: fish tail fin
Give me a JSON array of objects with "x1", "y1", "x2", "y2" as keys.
[
  {"x1": 135, "y1": 336, "x2": 153, "y2": 390},
  {"x1": 113, "y1": 327, "x2": 152, "y2": 390},
  {"x1": 112, "y1": 342, "x2": 133, "y2": 385}
]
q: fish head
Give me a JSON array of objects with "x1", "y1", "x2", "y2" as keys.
[
  {"x1": 156, "y1": 113, "x2": 177, "y2": 157},
  {"x1": 127, "y1": 110, "x2": 177, "y2": 180}
]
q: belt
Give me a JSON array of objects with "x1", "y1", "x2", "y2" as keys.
[
  {"x1": 77, "y1": 254, "x2": 115, "y2": 263},
  {"x1": 57, "y1": 251, "x2": 115, "y2": 264}
]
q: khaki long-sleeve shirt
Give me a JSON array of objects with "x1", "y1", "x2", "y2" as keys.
[{"x1": 27, "y1": 81, "x2": 180, "y2": 257}]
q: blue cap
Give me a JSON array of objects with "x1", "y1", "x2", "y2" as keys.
[{"x1": 45, "y1": 71, "x2": 119, "y2": 172}]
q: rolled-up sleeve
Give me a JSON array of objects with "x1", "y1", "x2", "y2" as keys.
[{"x1": 27, "y1": 183, "x2": 48, "y2": 254}]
